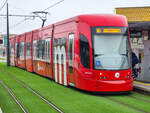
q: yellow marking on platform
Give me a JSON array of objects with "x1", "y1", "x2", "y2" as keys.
[{"x1": 134, "y1": 81, "x2": 150, "y2": 86}]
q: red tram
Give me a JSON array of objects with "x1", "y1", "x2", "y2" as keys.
[{"x1": 10, "y1": 14, "x2": 133, "y2": 92}]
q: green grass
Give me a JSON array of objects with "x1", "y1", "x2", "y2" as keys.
[
  {"x1": 0, "y1": 64, "x2": 59, "y2": 113},
  {"x1": 107, "y1": 92, "x2": 150, "y2": 113},
  {"x1": 0, "y1": 83, "x2": 24, "y2": 113},
  {"x1": 0, "y1": 63, "x2": 146, "y2": 113}
]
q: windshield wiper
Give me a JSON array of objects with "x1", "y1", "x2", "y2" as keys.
[
  {"x1": 120, "y1": 50, "x2": 129, "y2": 57},
  {"x1": 95, "y1": 54, "x2": 104, "y2": 57}
]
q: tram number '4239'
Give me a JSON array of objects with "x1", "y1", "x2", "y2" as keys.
[{"x1": 54, "y1": 38, "x2": 67, "y2": 86}]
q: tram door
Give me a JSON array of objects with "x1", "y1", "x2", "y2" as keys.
[{"x1": 68, "y1": 34, "x2": 75, "y2": 86}]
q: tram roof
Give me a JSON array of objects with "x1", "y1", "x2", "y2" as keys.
[{"x1": 54, "y1": 14, "x2": 128, "y2": 27}]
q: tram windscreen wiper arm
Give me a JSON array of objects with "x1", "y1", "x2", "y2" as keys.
[{"x1": 95, "y1": 54, "x2": 104, "y2": 57}]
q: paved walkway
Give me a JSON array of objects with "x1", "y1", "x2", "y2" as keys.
[
  {"x1": 0, "y1": 60, "x2": 6, "y2": 62},
  {"x1": 134, "y1": 81, "x2": 150, "y2": 93},
  {"x1": 0, "y1": 56, "x2": 6, "y2": 62}
]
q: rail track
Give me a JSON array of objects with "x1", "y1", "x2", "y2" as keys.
[
  {"x1": 103, "y1": 96, "x2": 149, "y2": 113},
  {"x1": 0, "y1": 80, "x2": 29, "y2": 113},
  {"x1": 1, "y1": 66, "x2": 150, "y2": 113},
  {"x1": 1, "y1": 68, "x2": 64, "y2": 113}
]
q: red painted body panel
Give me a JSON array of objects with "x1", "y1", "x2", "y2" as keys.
[
  {"x1": 32, "y1": 29, "x2": 40, "y2": 73},
  {"x1": 53, "y1": 21, "x2": 77, "y2": 86},
  {"x1": 14, "y1": 35, "x2": 18, "y2": 66},
  {"x1": 17, "y1": 34, "x2": 26, "y2": 69},
  {"x1": 78, "y1": 14, "x2": 128, "y2": 27},
  {"x1": 11, "y1": 14, "x2": 133, "y2": 92}
]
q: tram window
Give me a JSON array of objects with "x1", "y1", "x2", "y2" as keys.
[
  {"x1": 68, "y1": 34, "x2": 74, "y2": 73},
  {"x1": 45, "y1": 40, "x2": 47, "y2": 59},
  {"x1": 68, "y1": 34, "x2": 74, "y2": 66},
  {"x1": 33, "y1": 40, "x2": 37, "y2": 59},
  {"x1": 17, "y1": 43, "x2": 19, "y2": 58},
  {"x1": 38, "y1": 39, "x2": 42, "y2": 59},
  {"x1": 26, "y1": 42, "x2": 31, "y2": 59},
  {"x1": 0, "y1": 39, "x2": 3, "y2": 44},
  {"x1": 12, "y1": 44, "x2": 14, "y2": 56},
  {"x1": 45, "y1": 38, "x2": 51, "y2": 61},
  {"x1": 20, "y1": 42, "x2": 24, "y2": 58},
  {"x1": 15, "y1": 43, "x2": 17, "y2": 57},
  {"x1": 10, "y1": 44, "x2": 14, "y2": 56},
  {"x1": 37, "y1": 38, "x2": 46, "y2": 60},
  {"x1": 48, "y1": 40, "x2": 50, "y2": 60},
  {"x1": 42, "y1": 40, "x2": 45, "y2": 60},
  {"x1": 79, "y1": 34, "x2": 90, "y2": 68}
]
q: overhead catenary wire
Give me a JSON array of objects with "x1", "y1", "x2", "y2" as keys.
[
  {"x1": 43, "y1": 0, "x2": 64, "y2": 11},
  {"x1": 10, "y1": 19, "x2": 26, "y2": 29},
  {"x1": 0, "y1": 0, "x2": 8, "y2": 12},
  {"x1": 0, "y1": 0, "x2": 64, "y2": 32},
  {"x1": 9, "y1": 3, "x2": 28, "y2": 14},
  {"x1": 10, "y1": 17, "x2": 35, "y2": 29}
]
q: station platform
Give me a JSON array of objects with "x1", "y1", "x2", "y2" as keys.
[{"x1": 133, "y1": 81, "x2": 150, "y2": 94}]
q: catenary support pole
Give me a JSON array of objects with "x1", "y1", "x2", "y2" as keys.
[{"x1": 7, "y1": 3, "x2": 10, "y2": 66}]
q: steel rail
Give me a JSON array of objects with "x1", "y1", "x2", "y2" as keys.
[
  {"x1": 102, "y1": 96, "x2": 149, "y2": 113},
  {"x1": 129, "y1": 94, "x2": 150, "y2": 103},
  {"x1": 0, "y1": 80, "x2": 29, "y2": 113},
  {"x1": 1, "y1": 69, "x2": 64, "y2": 113}
]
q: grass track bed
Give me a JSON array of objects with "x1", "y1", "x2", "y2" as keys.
[
  {"x1": 107, "y1": 93, "x2": 150, "y2": 112},
  {"x1": 0, "y1": 64, "x2": 59, "y2": 113},
  {"x1": 0, "y1": 82, "x2": 24, "y2": 113},
  {"x1": 0, "y1": 63, "x2": 150, "y2": 113}
]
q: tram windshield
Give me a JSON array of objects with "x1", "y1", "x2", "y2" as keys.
[{"x1": 92, "y1": 27, "x2": 131, "y2": 70}]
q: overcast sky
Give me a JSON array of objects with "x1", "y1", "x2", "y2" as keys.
[{"x1": 0, "y1": 0, "x2": 150, "y2": 34}]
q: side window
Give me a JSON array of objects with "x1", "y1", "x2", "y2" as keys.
[
  {"x1": 45, "y1": 38, "x2": 51, "y2": 61},
  {"x1": 68, "y1": 34, "x2": 74, "y2": 73},
  {"x1": 15, "y1": 43, "x2": 17, "y2": 57},
  {"x1": 0, "y1": 39, "x2": 3, "y2": 44},
  {"x1": 20, "y1": 42, "x2": 24, "y2": 58},
  {"x1": 42, "y1": 40, "x2": 46, "y2": 60},
  {"x1": 48, "y1": 38, "x2": 51, "y2": 61},
  {"x1": 38, "y1": 38, "x2": 42, "y2": 59},
  {"x1": 10, "y1": 44, "x2": 14, "y2": 56},
  {"x1": 45, "y1": 39, "x2": 48, "y2": 59},
  {"x1": 26, "y1": 42, "x2": 31, "y2": 59},
  {"x1": 12, "y1": 44, "x2": 14, "y2": 56},
  {"x1": 17, "y1": 43, "x2": 20, "y2": 58},
  {"x1": 79, "y1": 34, "x2": 90, "y2": 68},
  {"x1": 37, "y1": 38, "x2": 46, "y2": 60},
  {"x1": 33, "y1": 40, "x2": 37, "y2": 59}
]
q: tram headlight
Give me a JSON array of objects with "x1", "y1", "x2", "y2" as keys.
[{"x1": 100, "y1": 72, "x2": 103, "y2": 76}]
